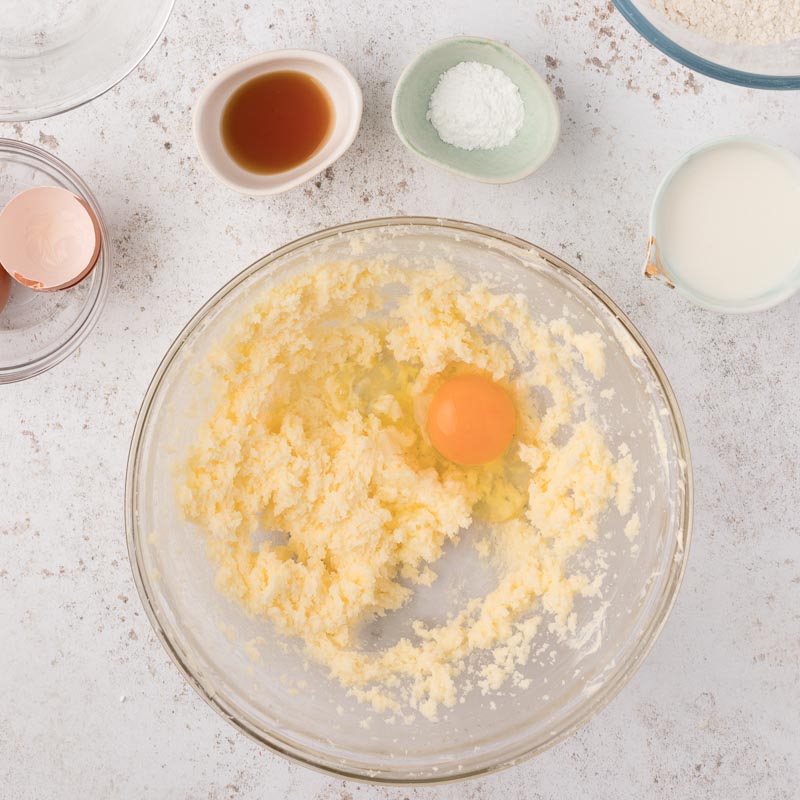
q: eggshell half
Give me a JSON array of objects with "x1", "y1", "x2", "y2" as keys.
[
  {"x1": 0, "y1": 266, "x2": 9, "y2": 313},
  {"x1": 0, "y1": 186, "x2": 101, "y2": 292}
]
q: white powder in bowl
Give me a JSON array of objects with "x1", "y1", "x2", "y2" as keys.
[
  {"x1": 651, "y1": 0, "x2": 800, "y2": 44},
  {"x1": 427, "y1": 61, "x2": 525, "y2": 151}
]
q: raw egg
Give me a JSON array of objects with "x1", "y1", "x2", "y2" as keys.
[{"x1": 426, "y1": 373, "x2": 517, "y2": 466}]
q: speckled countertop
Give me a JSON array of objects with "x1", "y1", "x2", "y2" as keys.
[{"x1": 1, "y1": 1, "x2": 799, "y2": 798}]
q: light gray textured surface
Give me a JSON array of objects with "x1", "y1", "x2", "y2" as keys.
[{"x1": 1, "y1": 1, "x2": 799, "y2": 798}]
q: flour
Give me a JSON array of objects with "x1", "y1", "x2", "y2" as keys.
[
  {"x1": 651, "y1": 0, "x2": 800, "y2": 44},
  {"x1": 427, "y1": 61, "x2": 524, "y2": 151}
]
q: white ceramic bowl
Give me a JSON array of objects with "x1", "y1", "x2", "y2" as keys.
[{"x1": 193, "y1": 50, "x2": 363, "y2": 195}]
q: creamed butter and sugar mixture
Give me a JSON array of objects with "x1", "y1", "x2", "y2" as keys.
[{"x1": 178, "y1": 257, "x2": 636, "y2": 720}]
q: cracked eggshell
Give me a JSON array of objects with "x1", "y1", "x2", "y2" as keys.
[
  {"x1": 0, "y1": 186, "x2": 101, "y2": 292},
  {"x1": 0, "y1": 266, "x2": 9, "y2": 313}
]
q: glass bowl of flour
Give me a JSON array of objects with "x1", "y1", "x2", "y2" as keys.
[
  {"x1": 126, "y1": 218, "x2": 692, "y2": 783},
  {"x1": 614, "y1": 0, "x2": 800, "y2": 89}
]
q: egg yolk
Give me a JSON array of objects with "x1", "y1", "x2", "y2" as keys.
[{"x1": 426, "y1": 374, "x2": 517, "y2": 466}]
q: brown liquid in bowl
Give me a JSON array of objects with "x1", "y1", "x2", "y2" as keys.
[{"x1": 221, "y1": 70, "x2": 333, "y2": 175}]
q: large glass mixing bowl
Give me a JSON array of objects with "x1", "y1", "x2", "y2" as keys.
[
  {"x1": 0, "y1": 0, "x2": 175, "y2": 121},
  {"x1": 614, "y1": 0, "x2": 800, "y2": 89},
  {"x1": 126, "y1": 218, "x2": 692, "y2": 784}
]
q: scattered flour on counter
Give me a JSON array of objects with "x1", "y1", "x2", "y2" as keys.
[
  {"x1": 427, "y1": 61, "x2": 524, "y2": 151},
  {"x1": 651, "y1": 0, "x2": 800, "y2": 44}
]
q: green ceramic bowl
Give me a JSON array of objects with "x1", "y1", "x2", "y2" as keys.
[{"x1": 392, "y1": 37, "x2": 561, "y2": 183}]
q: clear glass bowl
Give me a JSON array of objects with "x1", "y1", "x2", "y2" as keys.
[
  {"x1": 126, "y1": 218, "x2": 692, "y2": 784},
  {"x1": 0, "y1": 0, "x2": 175, "y2": 121},
  {"x1": 614, "y1": 0, "x2": 800, "y2": 89},
  {"x1": 645, "y1": 136, "x2": 800, "y2": 313},
  {"x1": 0, "y1": 140, "x2": 111, "y2": 383}
]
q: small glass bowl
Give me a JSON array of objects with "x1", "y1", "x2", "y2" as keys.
[
  {"x1": 645, "y1": 136, "x2": 800, "y2": 313},
  {"x1": 0, "y1": 0, "x2": 175, "y2": 121},
  {"x1": 0, "y1": 140, "x2": 111, "y2": 383},
  {"x1": 614, "y1": 0, "x2": 800, "y2": 89},
  {"x1": 127, "y1": 217, "x2": 692, "y2": 784}
]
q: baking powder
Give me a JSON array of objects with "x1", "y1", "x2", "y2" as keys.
[
  {"x1": 427, "y1": 61, "x2": 524, "y2": 151},
  {"x1": 651, "y1": 0, "x2": 800, "y2": 44}
]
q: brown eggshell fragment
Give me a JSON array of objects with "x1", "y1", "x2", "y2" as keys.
[
  {"x1": 0, "y1": 266, "x2": 10, "y2": 313},
  {"x1": 0, "y1": 186, "x2": 101, "y2": 292}
]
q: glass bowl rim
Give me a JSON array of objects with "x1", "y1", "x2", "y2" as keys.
[
  {"x1": 0, "y1": 0, "x2": 176, "y2": 122},
  {"x1": 613, "y1": 0, "x2": 800, "y2": 90},
  {"x1": 125, "y1": 216, "x2": 694, "y2": 785},
  {"x1": 0, "y1": 138, "x2": 112, "y2": 383}
]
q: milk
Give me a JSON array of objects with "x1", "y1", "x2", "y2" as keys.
[{"x1": 653, "y1": 139, "x2": 800, "y2": 307}]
